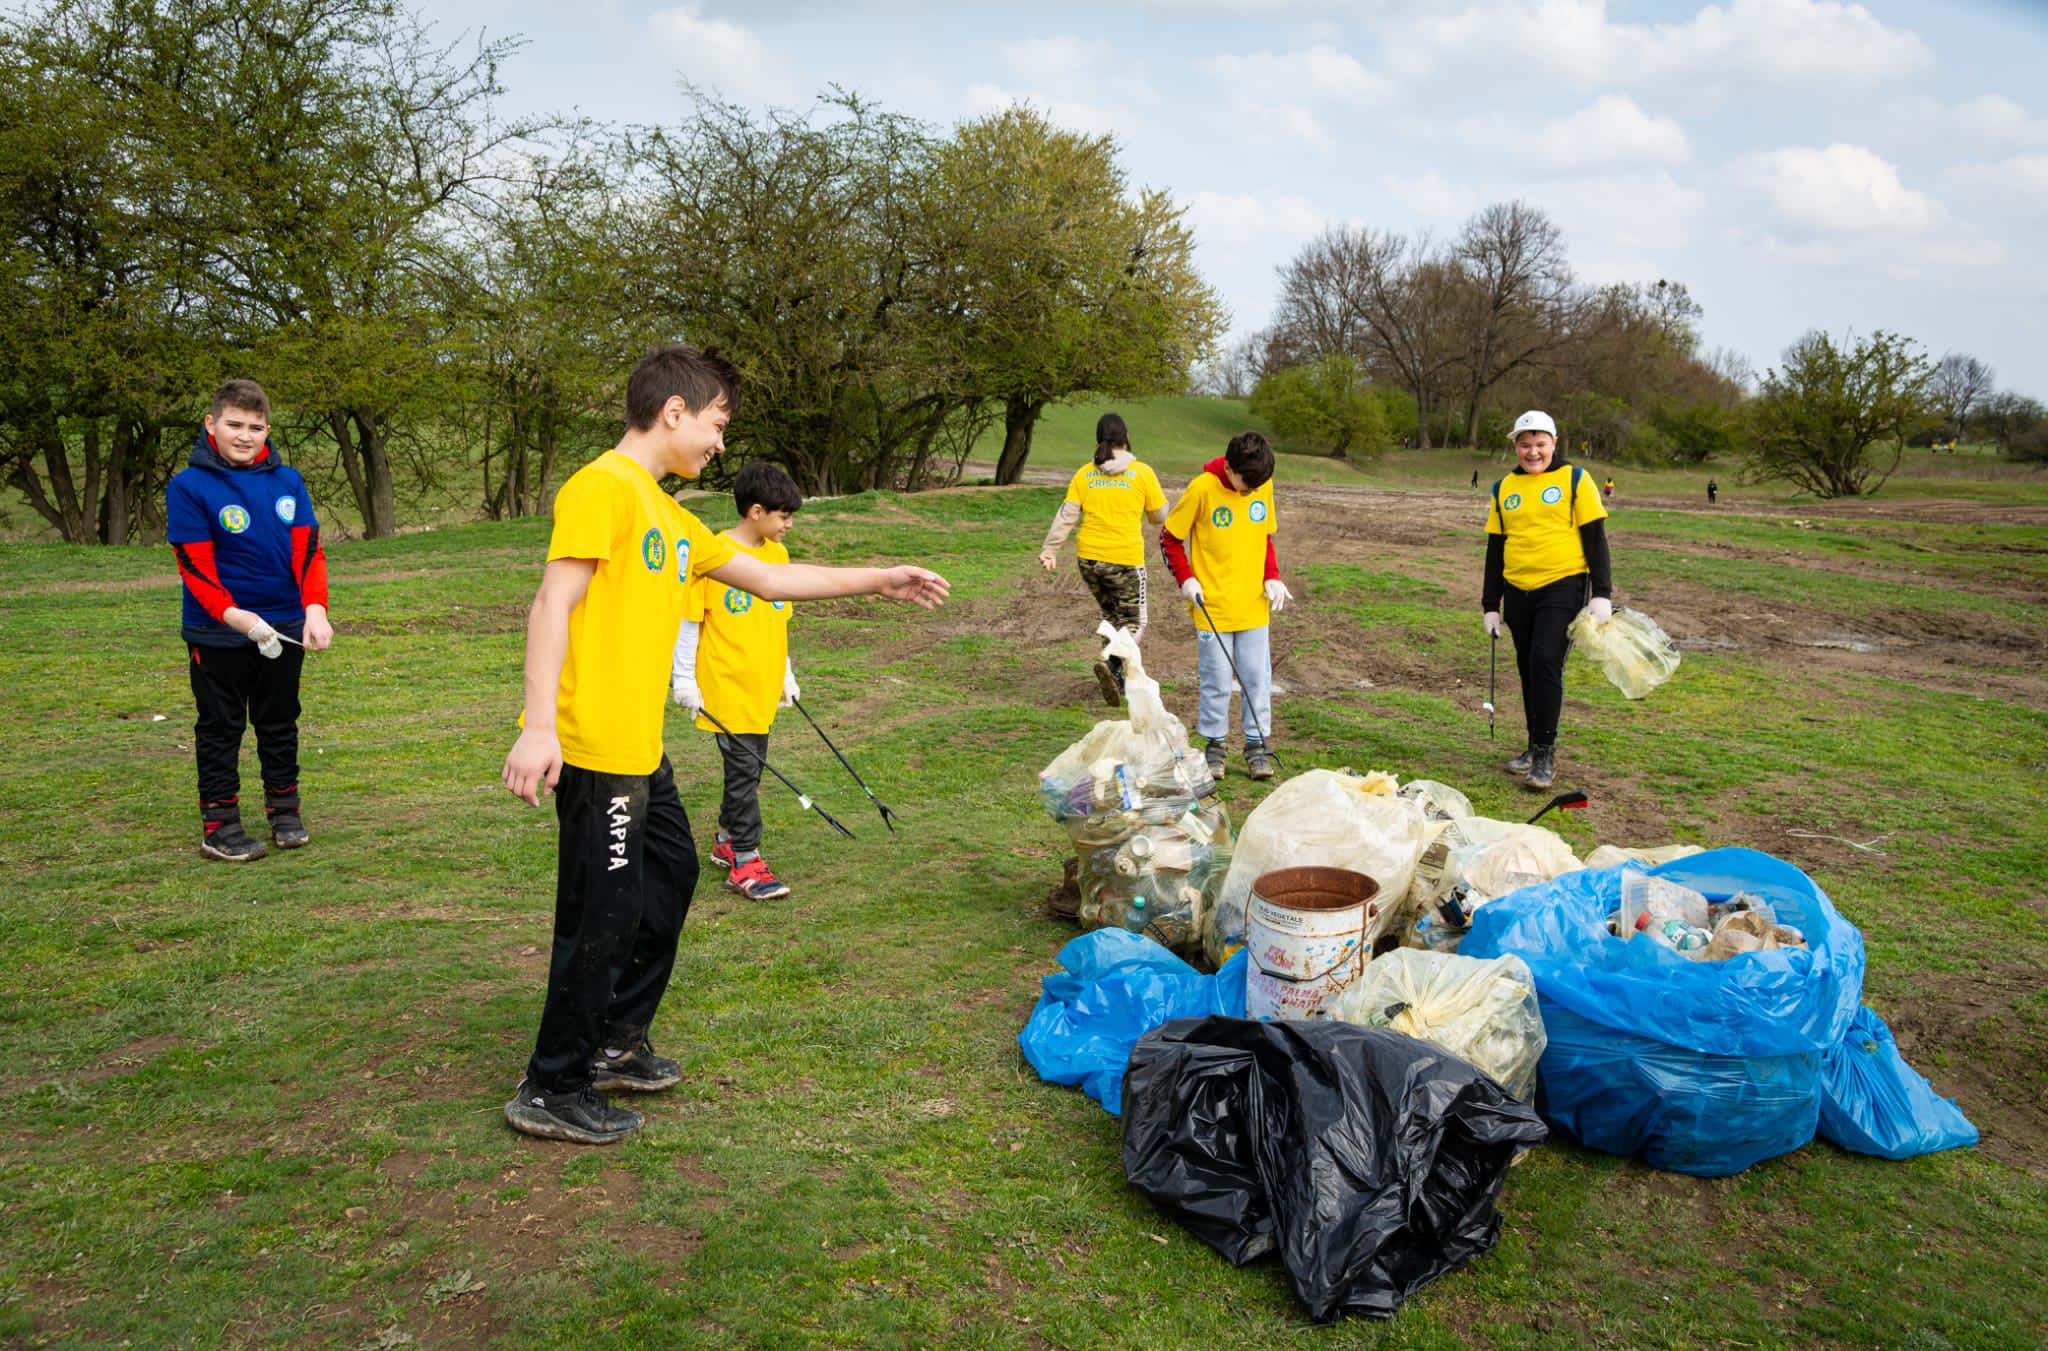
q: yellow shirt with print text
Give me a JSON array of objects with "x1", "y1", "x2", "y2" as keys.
[
  {"x1": 544, "y1": 450, "x2": 738, "y2": 775},
  {"x1": 1066, "y1": 460, "x2": 1166, "y2": 568},
  {"x1": 1163, "y1": 471, "x2": 1275, "y2": 633},
  {"x1": 1486, "y1": 464, "x2": 1607, "y2": 593},
  {"x1": 684, "y1": 531, "x2": 792, "y2": 737}
]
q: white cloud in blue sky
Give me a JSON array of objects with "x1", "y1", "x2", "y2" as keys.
[{"x1": 424, "y1": 0, "x2": 2048, "y2": 391}]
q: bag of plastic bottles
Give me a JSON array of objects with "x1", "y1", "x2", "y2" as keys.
[
  {"x1": 1039, "y1": 625, "x2": 1213, "y2": 819},
  {"x1": 1323, "y1": 949, "x2": 1548, "y2": 1101},
  {"x1": 1568, "y1": 605, "x2": 1680, "y2": 699}
]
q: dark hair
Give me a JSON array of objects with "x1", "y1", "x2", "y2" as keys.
[
  {"x1": 209, "y1": 379, "x2": 270, "y2": 421},
  {"x1": 1093, "y1": 412, "x2": 1130, "y2": 467},
  {"x1": 734, "y1": 460, "x2": 802, "y2": 517},
  {"x1": 1225, "y1": 431, "x2": 1275, "y2": 490},
  {"x1": 626, "y1": 344, "x2": 741, "y2": 431}
]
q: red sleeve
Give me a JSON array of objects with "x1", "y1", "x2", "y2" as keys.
[
  {"x1": 1159, "y1": 526, "x2": 1193, "y2": 585},
  {"x1": 292, "y1": 525, "x2": 329, "y2": 608},
  {"x1": 172, "y1": 541, "x2": 236, "y2": 620},
  {"x1": 1265, "y1": 536, "x2": 1280, "y2": 583}
]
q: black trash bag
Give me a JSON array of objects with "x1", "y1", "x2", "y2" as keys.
[{"x1": 1121, "y1": 1016, "x2": 1548, "y2": 1322}]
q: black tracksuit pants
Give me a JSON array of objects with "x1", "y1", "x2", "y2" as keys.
[
  {"x1": 188, "y1": 642, "x2": 304, "y2": 805},
  {"x1": 1501, "y1": 573, "x2": 1589, "y2": 749},
  {"x1": 526, "y1": 755, "x2": 698, "y2": 1094},
  {"x1": 715, "y1": 731, "x2": 768, "y2": 856}
]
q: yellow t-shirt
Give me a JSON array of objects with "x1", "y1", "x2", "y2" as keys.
[
  {"x1": 684, "y1": 532, "x2": 792, "y2": 736},
  {"x1": 545, "y1": 450, "x2": 737, "y2": 775},
  {"x1": 1164, "y1": 471, "x2": 1275, "y2": 633},
  {"x1": 1486, "y1": 464, "x2": 1607, "y2": 593},
  {"x1": 1066, "y1": 460, "x2": 1166, "y2": 567}
]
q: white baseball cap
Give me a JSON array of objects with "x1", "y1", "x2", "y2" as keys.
[{"x1": 1511, "y1": 410, "x2": 1557, "y2": 438}]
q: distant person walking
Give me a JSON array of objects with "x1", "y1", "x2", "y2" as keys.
[
  {"x1": 1707, "y1": 478, "x2": 1718, "y2": 505},
  {"x1": 1471, "y1": 468, "x2": 1480, "y2": 488},
  {"x1": 1603, "y1": 476, "x2": 1615, "y2": 500},
  {"x1": 1038, "y1": 412, "x2": 1168, "y2": 706}
]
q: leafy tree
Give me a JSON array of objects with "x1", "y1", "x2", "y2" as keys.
[
  {"x1": 1649, "y1": 399, "x2": 1745, "y2": 466},
  {"x1": 1978, "y1": 392, "x2": 2048, "y2": 462},
  {"x1": 1930, "y1": 353, "x2": 1994, "y2": 442},
  {"x1": 1247, "y1": 355, "x2": 1390, "y2": 458},
  {"x1": 1746, "y1": 331, "x2": 1931, "y2": 497}
]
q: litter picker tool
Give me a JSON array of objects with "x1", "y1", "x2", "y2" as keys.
[
  {"x1": 1486, "y1": 633, "x2": 1497, "y2": 741},
  {"x1": 695, "y1": 706, "x2": 856, "y2": 840},
  {"x1": 790, "y1": 698, "x2": 901, "y2": 833},
  {"x1": 1194, "y1": 593, "x2": 1282, "y2": 771},
  {"x1": 1525, "y1": 790, "x2": 1588, "y2": 825}
]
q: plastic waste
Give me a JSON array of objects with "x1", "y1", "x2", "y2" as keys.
[
  {"x1": 1817, "y1": 1006, "x2": 1979, "y2": 1161},
  {"x1": 1016, "y1": 928, "x2": 1247, "y2": 1116},
  {"x1": 1121, "y1": 1016, "x2": 1548, "y2": 1322},
  {"x1": 1568, "y1": 604, "x2": 1680, "y2": 699},
  {"x1": 1039, "y1": 625, "x2": 1214, "y2": 818},
  {"x1": 1583, "y1": 843, "x2": 1703, "y2": 870},
  {"x1": 1394, "y1": 778, "x2": 1473, "y2": 823},
  {"x1": 1461, "y1": 847, "x2": 1865, "y2": 1176},
  {"x1": 1205, "y1": 770, "x2": 1435, "y2": 968},
  {"x1": 1323, "y1": 949, "x2": 1548, "y2": 1101},
  {"x1": 1409, "y1": 815, "x2": 1581, "y2": 918}
]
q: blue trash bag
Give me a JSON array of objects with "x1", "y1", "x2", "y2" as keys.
[
  {"x1": 1818, "y1": 1005, "x2": 1979, "y2": 1161},
  {"x1": 1462, "y1": 847, "x2": 1865, "y2": 1176},
  {"x1": 1018, "y1": 928, "x2": 1247, "y2": 1116}
]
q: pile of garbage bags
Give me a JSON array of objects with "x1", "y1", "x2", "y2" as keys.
[{"x1": 1039, "y1": 625, "x2": 1233, "y2": 958}]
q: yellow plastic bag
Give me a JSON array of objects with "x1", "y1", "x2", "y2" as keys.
[
  {"x1": 1569, "y1": 605, "x2": 1680, "y2": 700},
  {"x1": 1325, "y1": 949, "x2": 1548, "y2": 1101}
]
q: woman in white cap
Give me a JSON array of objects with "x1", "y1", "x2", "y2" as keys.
[{"x1": 1480, "y1": 410, "x2": 1612, "y2": 789}]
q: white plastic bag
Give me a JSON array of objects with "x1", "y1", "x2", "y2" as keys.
[
  {"x1": 1324, "y1": 949, "x2": 1549, "y2": 1101},
  {"x1": 1039, "y1": 625, "x2": 1212, "y2": 818},
  {"x1": 1205, "y1": 770, "x2": 1435, "y2": 967},
  {"x1": 1396, "y1": 778, "x2": 1474, "y2": 823},
  {"x1": 1569, "y1": 605, "x2": 1680, "y2": 699},
  {"x1": 1583, "y1": 843, "x2": 1703, "y2": 871},
  {"x1": 1408, "y1": 815, "x2": 1582, "y2": 914}
]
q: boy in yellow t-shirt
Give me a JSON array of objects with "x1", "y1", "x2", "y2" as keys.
[
  {"x1": 671, "y1": 461, "x2": 803, "y2": 901},
  {"x1": 1160, "y1": 432, "x2": 1292, "y2": 782},
  {"x1": 499, "y1": 344, "x2": 950, "y2": 1147}
]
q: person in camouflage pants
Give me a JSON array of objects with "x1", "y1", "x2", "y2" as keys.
[{"x1": 1039, "y1": 413, "x2": 1168, "y2": 705}]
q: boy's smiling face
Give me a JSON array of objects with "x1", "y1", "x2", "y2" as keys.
[
  {"x1": 749, "y1": 506, "x2": 796, "y2": 545},
  {"x1": 205, "y1": 405, "x2": 270, "y2": 466},
  {"x1": 665, "y1": 394, "x2": 731, "y2": 479},
  {"x1": 1513, "y1": 431, "x2": 1556, "y2": 474}
]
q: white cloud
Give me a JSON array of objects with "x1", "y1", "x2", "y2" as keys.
[
  {"x1": 1729, "y1": 143, "x2": 1940, "y2": 237},
  {"x1": 1382, "y1": 169, "x2": 1477, "y2": 222},
  {"x1": 1949, "y1": 154, "x2": 2048, "y2": 220},
  {"x1": 971, "y1": 33, "x2": 1154, "y2": 138},
  {"x1": 962, "y1": 82, "x2": 1131, "y2": 139},
  {"x1": 1877, "y1": 94, "x2": 2048, "y2": 151},
  {"x1": 1202, "y1": 43, "x2": 1392, "y2": 104},
  {"x1": 647, "y1": 6, "x2": 800, "y2": 105},
  {"x1": 1453, "y1": 94, "x2": 1689, "y2": 172},
  {"x1": 999, "y1": 35, "x2": 1115, "y2": 79},
  {"x1": 1181, "y1": 190, "x2": 1328, "y2": 249},
  {"x1": 1400, "y1": 0, "x2": 1931, "y2": 94}
]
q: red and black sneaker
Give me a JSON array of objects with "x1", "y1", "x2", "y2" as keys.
[
  {"x1": 708, "y1": 836, "x2": 736, "y2": 871},
  {"x1": 725, "y1": 856, "x2": 791, "y2": 901},
  {"x1": 265, "y1": 785, "x2": 309, "y2": 849},
  {"x1": 200, "y1": 799, "x2": 267, "y2": 862}
]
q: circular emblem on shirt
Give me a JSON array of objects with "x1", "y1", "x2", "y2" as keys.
[
  {"x1": 1503, "y1": 493, "x2": 1523, "y2": 511},
  {"x1": 1541, "y1": 485, "x2": 1564, "y2": 505},
  {"x1": 675, "y1": 538, "x2": 691, "y2": 582},
  {"x1": 723, "y1": 588, "x2": 753, "y2": 615},
  {"x1": 218, "y1": 505, "x2": 250, "y2": 534},
  {"x1": 274, "y1": 495, "x2": 297, "y2": 524},
  {"x1": 1210, "y1": 505, "x2": 1234, "y2": 528},
  {"x1": 1248, "y1": 500, "x2": 1268, "y2": 523},
  {"x1": 641, "y1": 528, "x2": 666, "y2": 571},
  {"x1": 771, "y1": 600, "x2": 787, "y2": 611}
]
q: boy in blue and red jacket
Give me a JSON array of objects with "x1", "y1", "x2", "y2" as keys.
[{"x1": 166, "y1": 379, "x2": 334, "y2": 861}]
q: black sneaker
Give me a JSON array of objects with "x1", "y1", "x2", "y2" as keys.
[
  {"x1": 1204, "y1": 738, "x2": 1228, "y2": 781},
  {"x1": 1524, "y1": 745, "x2": 1557, "y2": 791},
  {"x1": 1244, "y1": 744, "x2": 1277, "y2": 781},
  {"x1": 1091, "y1": 660, "x2": 1122, "y2": 708},
  {"x1": 1504, "y1": 746, "x2": 1534, "y2": 776},
  {"x1": 591, "y1": 1039, "x2": 682, "y2": 1093},
  {"x1": 200, "y1": 816, "x2": 268, "y2": 862},
  {"x1": 504, "y1": 1078, "x2": 643, "y2": 1145},
  {"x1": 265, "y1": 788, "x2": 309, "y2": 849}
]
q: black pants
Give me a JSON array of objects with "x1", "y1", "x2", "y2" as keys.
[
  {"x1": 1501, "y1": 573, "x2": 1589, "y2": 748},
  {"x1": 188, "y1": 642, "x2": 304, "y2": 805},
  {"x1": 716, "y1": 731, "x2": 768, "y2": 855},
  {"x1": 526, "y1": 756, "x2": 698, "y2": 1093}
]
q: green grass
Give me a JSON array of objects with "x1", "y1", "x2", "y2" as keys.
[{"x1": 1, "y1": 479, "x2": 2045, "y2": 1347}]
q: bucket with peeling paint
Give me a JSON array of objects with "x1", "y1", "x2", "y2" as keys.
[{"x1": 1244, "y1": 866, "x2": 1381, "y2": 1021}]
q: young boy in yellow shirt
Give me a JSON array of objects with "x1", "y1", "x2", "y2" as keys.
[
  {"x1": 670, "y1": 461, "x2": 803, "y2": 900},
  {"x1": 1159, "y1": 432, "x2": 1292, "y2": 781},
  {"x1": 500, "y1": 345, "x2": 948, "y2": 1145}
]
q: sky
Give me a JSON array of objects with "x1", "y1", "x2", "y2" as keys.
[{"x1": 420, "y1": 0, "x2": 2048, "y2": 394}]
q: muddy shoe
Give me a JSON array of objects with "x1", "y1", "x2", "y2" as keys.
[
  {"x1": 1523, "y1": 745, "x2": 1556, "y2": 791},
  {"x1": 1504, "y1": 746, "x2": 1534, "y2": 776},
  {"x1": 201, "y1": 801, "x2": 267, "y2": 862},
  {"x1": 1204, "y1": 738, "x2": 1228, "y2": 781},
  {"x1": 591, "y1": 1039, "x2": 682, "y2": 1093},
  {"x1": 504, "y1": 1079, "x2": 643, "y2": 1145},
  {"x1": 1091, "y1": 660, "x2": 1122, "y2": 708},
  {"x1": 265, "y1": 787, "x2": 309, "y2": 849},
  {"x1": 1244, "y1": 744, "x2": 1277, "y2": 781}
]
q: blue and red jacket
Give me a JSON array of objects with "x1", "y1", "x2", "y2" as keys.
[{"x1": 166, "y1": 429, "x2": 329, "y2": 647}]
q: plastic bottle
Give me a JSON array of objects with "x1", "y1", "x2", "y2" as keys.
[{"x1": 1124, "y1": 895, "x2": 1149, "y2": 933}]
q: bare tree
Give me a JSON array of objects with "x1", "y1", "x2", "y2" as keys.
[
  {"x1": 1931, "y1": 353, "x2": 1994, "y2": 442},
  {"x1": 1448, "y1": 201, "x2": 1579, "y2": 447}
]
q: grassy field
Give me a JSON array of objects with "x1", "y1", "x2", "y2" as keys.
[{"x1": 2, "y1": 477, "x2": 2045, "y2": 1348}]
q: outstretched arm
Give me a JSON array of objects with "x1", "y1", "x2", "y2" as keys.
[{"x1": 707, "y1": 553, "x2": 949, "y2": 608}]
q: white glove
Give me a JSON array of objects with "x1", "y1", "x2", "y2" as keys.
[
  {"x1": 1484, "y1": 611, "x2": 1502, "y2": 639},
  {"x1": 1264, "y1": 579, "x2": 1292, "y2": 613},
  {"x1": 670, "y1": 677, "x2": 703, "y2": 713},
  {"x1": 248, "y1": 619, "x2": 283, "y2": 660},
  {"x1": 1588, "y1": 597, "x2": 1613, "y2": 626},
  {"x1": 1180, "y1": 578, "x2": 1204, "y2": 605},
  {"x1": 781, "y1": 662, "x2": 800, "y2": 708}
]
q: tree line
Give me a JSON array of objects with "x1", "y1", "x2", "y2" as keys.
[{"x1": 0, "y1": 0, "x2": 1221, "y2": 543}]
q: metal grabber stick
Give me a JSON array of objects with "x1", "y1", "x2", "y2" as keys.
[
  {"x1": 1194, "y1": 593, "x2": 1282, "y2": 770},
  {"x1": 790, "y1": 698, "x2": 901, "y2": 833},
  {"x1": 694, "y1": 706, "x2": 856, "y2": 840},
  {"x1": 1487, "y1": 632, "x2": 1497, "y2": 741}
]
